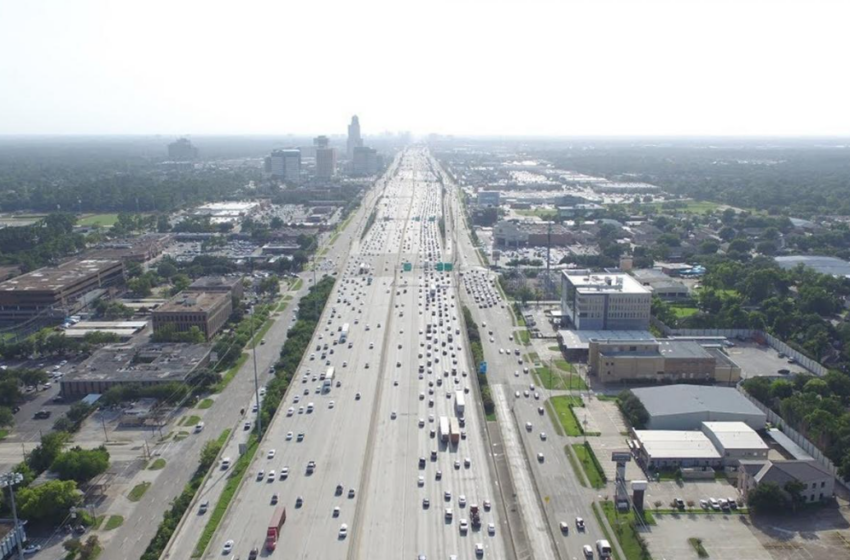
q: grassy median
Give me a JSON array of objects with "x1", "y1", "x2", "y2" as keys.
[{"x1": 571, "y1": 443, "x2": 607, "y2": 489}]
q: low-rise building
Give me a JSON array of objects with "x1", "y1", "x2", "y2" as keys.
[
  {"x1": 630, "y1": 386, "x2": 766, "y2": 431},
  {"x1": 561, "y1": 272, "x2": 651, "y2": 330},
  {"x1": 60, "y1": 342, "x2": 212, "y2": 397},
  {"x1": 494, "y1": 220, "x2": 573, "y2": 248},
  {"x1": 0, "y1": 519, "x2": 26, "y2": 560},
  {"x1": 187, "y1": 275, "x2": 244, "y2": 300},
  {"x1": 152, "y1": 291, "x2": 232, "y2": 340},
  {"x1": 633, "y1": 430, "x2": 722, "y2": 469},
  {"x1": 738, "y1": 460, "x2": 834, "y2": 504},
  {"x1": 701, "y1": 421, "x2": 769, "y2": 466},
  {"x1": 630, "y1": 269, "x2": 690, "y2": 300}
]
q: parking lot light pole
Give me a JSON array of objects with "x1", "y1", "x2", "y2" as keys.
[
  {"x1": 250, "y1": 305, "x2": 262, "y2": 436},
  {"x1": 1, "y1": 472, "x2": 25, "y2": 560}
]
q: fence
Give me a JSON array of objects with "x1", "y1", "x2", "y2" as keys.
[{"x1": 737, "y1": 386, "x2": 847, "y2": 489}]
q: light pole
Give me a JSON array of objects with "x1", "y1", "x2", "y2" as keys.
[
  {"x1": 249, "y1": 305, "x2": 262, "y2": 436},
  {"x1": 1, "y1": 472, "x2": 25, "y2": 560}
]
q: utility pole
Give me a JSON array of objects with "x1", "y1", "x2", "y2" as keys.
[
  {"x1": 546, "y1": 221, "x2": 552, "y2": 300},
  {"x1": 101, "y1": 414, "x2": 109, "y2": 442},
  {"x1": 1, "y1": 472, "x2": 25, "y2": 560},
  {"x1": 250, "y1": 304, "x2": 262, "y2": 436}
]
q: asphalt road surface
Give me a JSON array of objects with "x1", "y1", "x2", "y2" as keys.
[{"x1": 204, "y1": 148, "x2": 508, "y2": 560}]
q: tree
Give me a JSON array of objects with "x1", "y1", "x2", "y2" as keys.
[
  {"x1": 747, "y1": 481, "x2": 788, "y2": 513},
  {"x1": 618, "y1": 390, "x2": 649, "y2": 429},
  {"x1": 170, "y1": 273, "x2": 191, "y2": 295},
  {"x1": 728, "y1": 237, "x2": 753, "y2": 253},
  {"x1": 51, "y1": 446, "x2": 110, "y2": 483},
  {"x1": 804, "y1": 378, "x2": 830, "y2": 397},
  {"x1": 28, "y1": 431, "x2": 71, "y2": 473},
  {"x1": 784, "y1": 481, "x2": 807, "y2": 511},
  {"x1": 719, "y1": 226, "x2": 737, "y2": 241},
  {"x1": 17, "y1": 479, "x2": 82, "y2": 523},
  {"x1": 259, "y1": 275, "x2": 280, "y2": 296},
  {"x1": 156, "y1": 260, "x2": 178, "y2": 279},
  {"x1": 0, "y1": 406, "x2": 13, "y2": 428},
  {"x1": 128, "y1": 276, "x2": 152, "y2": 297},
  {"x1": 770, "y1": 379, "x2": 794, "y2": 400},
  {"x1": 743, "y1": 377, "x2": 771, "y2": 404},
  {"x1": 270, "y1": 216, "x2": 284, "y2": 229},
  {"x1": 0, "y1": 378, "x2": 21, "y2": 407},
  {"x1": 699, "y1": 240, "x2": 719, "y2": 254}
]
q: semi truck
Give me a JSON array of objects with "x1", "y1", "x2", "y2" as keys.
[
  {"x1": 265, "y1": 506, "x2": 286, "y2": 551},
  {"x1": 322, "y1": 367, "x2": 335, "y2": 392},
  {"x1": 339, "y1": 323, "x2": 349, "y2": 344},
  {"x1": 439, "y1": 416, "x2": 450, "y2": 443},
  {"x1": 455, "y1": 391, "x2": 465, "y2": 414},
  {"x1": 449, "y1": 417, "x2": 460, "y2": 445}
]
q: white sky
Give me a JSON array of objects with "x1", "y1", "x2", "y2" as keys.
[{"x1": 1, "y1": 0, "x2": 849, "y2": 137}]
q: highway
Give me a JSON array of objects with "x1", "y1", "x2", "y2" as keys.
[
  {"x1": 444, "y1": 165, "x2": 612, "y2": 560},
  {"x1": 203, "y1": 148, "x2": 508, "y2": 559}
]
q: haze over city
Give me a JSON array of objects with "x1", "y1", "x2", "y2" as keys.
[{"x1": 2, "y1": 0, "x2": 850, "y2": 136}]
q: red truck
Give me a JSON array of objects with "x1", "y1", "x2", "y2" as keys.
[
  {"x1": 470, "y1": 504, "x2": 481, "y2": 528},
  {"x1": 266, "y1": 506, "x2": 286, "y2": 551}
]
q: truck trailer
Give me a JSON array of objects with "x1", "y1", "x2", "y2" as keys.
[
  {"x1": 266, "y1": 506, "x2": 286, "y2": 551},
  {"x1": 455, "y1": 391, "x2": 465, "y2": 414},
  {"x1": 449, "y1": 417, "x2": 460, "y2": 445},
  {"x1": 439, "y1": 416, "x2": 450, "y2": 443}
]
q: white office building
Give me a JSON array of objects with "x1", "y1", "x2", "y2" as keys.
[{"x1": 561, "y1": 272, "x2": 651, "y2": 330}]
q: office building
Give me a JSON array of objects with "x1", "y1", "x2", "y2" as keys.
[
  {"x1": 588, "y1": 338, "x2": 741, "y2": 384},
  {"x1": 633, "y1": 430, "x2": 722, "y2": 469},
  {"x1": 152, "y1": 291, "x2": 232, "y2": 340},
  {"x1": 266, "y1": 149, "x2": 302, "y2": 182},
  {"x1": 630, "y1": 269, "x2": 690, "y2": 300},
  {"x1": 167, "y1": 138, "x2": 198, "y2": 161},
  {"x1": 477, "y1": 191, "x2": 501, "y2": 207},
  {"x1": 738, "y1": 460, "x2": 834, "y2": 504},
  {"x1": 314, "y1": 135, "x2": 336, "y2": 179},
  {"x1": 0, "y1": 259, "x2": 125, "y2": 324},
  {"x1": 352, "y1": 146, "x2": 379, "y2": 176},
  {"x1": 188, "y1": 275, "x2": 244, "y2": 300},
  {"x1": 494, "y1": 221, "x2": 573, "y2": 248},
  {"x1": 561, "y1": 272, "x2": 651, "y2": 330},
  {"x1": 60, "y1": 342, "x2": 212, "y2": 397},
  {"x1": 347, "y1": 115, "x2": 363, "y2": 159},
  {"x1": 630, "y1": 386, "x2": 767, "y2": 431}
]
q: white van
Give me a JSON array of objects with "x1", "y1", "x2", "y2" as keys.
[{"x1": 596, "y1": 539, "x2": 612, "y2": 558}]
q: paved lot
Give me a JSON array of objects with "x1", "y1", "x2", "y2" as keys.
[
  {"x1": 748, "y1": 504, "x2": 850, "y2": 560},
  {"x1": 645, "y1": 514, "x2": 774, "y2": 560},
  {"x1": 645, "y1": 479, "x2": 742, "y2": 510},
  {"x1": 727, "y1": 343, "x2": 811, "y2": 379},
  {"x1": 581, "y1": 398, "x2": 643, "y2": 482}
]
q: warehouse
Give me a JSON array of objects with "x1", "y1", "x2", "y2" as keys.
[
  {"x1": 630, "y1": 385, "x2": 766, "y2": 431},
  {"x1": 701, "y1": 421, "x2": 769, "y2": 466},
  {"x1": 633, "y1": 430, "x2": 722, "y2": 469}
]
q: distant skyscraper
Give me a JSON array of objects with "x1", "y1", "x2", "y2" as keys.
[
  {"x1": 314, "y1": 136, "x2": 336, "y2": 179},
  {"x1": 266, "y1": 148, "x2": 302, "y2": 182},
  {"x1": 167, "y1": 138, "x2": 198, "y2": 161},
  {"x1": 352, "y1": 146, "x2": 379, "y2": 176},
  {"x1": 347, "y1": 115, "x2": 363, "y2": 159}
]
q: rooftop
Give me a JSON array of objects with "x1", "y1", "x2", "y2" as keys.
[
  {"x1": 658, "y1": 340, "x2": 713, "y2": 360},
  {"x1": 0, "y1": 259, "x2": 122, "y2": 293},
  {"x1": 188, "y1": 275, "x2": 243, "y2": 291},
  {"x1": 701, "y1": 421, "x2": 768, "y2": 451},
  {"x1": 634, "y1": 430, "x2": 722, "y2": 460},
  {"x1": 559, "y1": 329, "x2": 655, "y2": 351},
  {"x1": 631, "y1": 385, "x2": 766, "y2": 419},
  {"x1": 62, "y1": 342, "x2": 211, "y2": 384},
  {"x1": 755, "y1": 460, "x2": 833, "y2": 485},
  {"x1": 563, "y1": 272, "x2": 650, "y2": 295},
  {"x1": 775, "y1": 255, "x2": 850, "y2": 278},
  {"x1": 156, "y1": 291, "x2": 230, "y2": 314}
]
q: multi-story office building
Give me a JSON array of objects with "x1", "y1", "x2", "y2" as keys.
[
  {"x1": 347, "y1": 115, "x2": 363, "y2": 159},
  {"x1": 0, "y1": 259, "x2": 125, "y2": 324},
  {"x1": 561, "y1": 272, "x2": 651, "y2": 330},
  {"x1": 167, "y1": 138, "x2": 198, "y2": 161},
  {"x1": 352, "y1": 146, "x2": 379, "y2": 176},
  {"x1": 477, "y1": 191, "x2": 501, "y2": 207},
  {"x1": 152, "y1": 291, "x2": 232, "y2": 340},
  {"x1": 266, "y1": 149, "x2": 302, "y2": 182},
  {"x1": 314, "y1": 135, "x2": 336, "y2": 179}
]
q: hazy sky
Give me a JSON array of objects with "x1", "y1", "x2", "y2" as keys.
[{"x1": 2, "y1": 0, "x2": 849, "y2": 137}]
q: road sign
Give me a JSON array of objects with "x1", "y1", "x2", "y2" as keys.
[
  {"x1": 611, "y1": 451, "x2": 632, "y2": 463},
  {"x1": 479, "y1": 361, "x2": 487, "y2": 374},
  {"x1": 435, "y1": 263, "x2": 444, "y2": 271},
  {"x1": 403, "y1": 263, "x2": 412, "y2": 272}
]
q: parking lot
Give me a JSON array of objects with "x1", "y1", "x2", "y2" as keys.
[
  {"x1": 644, "y1": 479, "x2": 742, "y2": 510},
  {"x1": 645, "y1": 513, "x2": 774, "y2": 560},
  {"x1": 581, "y1": 397, "x2": 644, "y2": 482},
  {"x1": 727, "y1": 342, "x2": 812, "y2": 379}
]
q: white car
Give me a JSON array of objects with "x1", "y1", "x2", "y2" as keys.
[
  {"x1": 268, "y1": 449, "x2": 276, "y2": 459},
  {"x1": 222, "y1": 540, "x2": 234, "y2": 554},
  {"x1": 339, "y1": 523, "x2": 348, "y2": 538},
  {"x1": 286, "y1": 407, "x2": 294, "y2": 416},
  {"x1": 286, "y1": 432, "x2": 293, "y2": 440},
  {"x1": 488, "y1": 522, "x2": 495, "y2": 535}
]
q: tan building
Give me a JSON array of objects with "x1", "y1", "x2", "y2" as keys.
[
  {"x1": 738, "y1": 460, "x2": 834, "y2": 504},
  {"x1": 152, "y1": 291, "x2": 232, "y2": 340},
  {"x1": 588, "y1": 338, "x2": 741, "y2": 384}
]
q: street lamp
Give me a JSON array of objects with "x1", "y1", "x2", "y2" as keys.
[{"x1": 1, "y1": 471, "x2": 25, "y2": 560}]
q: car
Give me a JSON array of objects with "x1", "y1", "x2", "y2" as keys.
[
  {"x1": 526, "y1": 422, "x2": 533, "y2": 431},
  {"x1": 391, "y1": 411, "x2": 397, "y2": 419},
  {"x1": 271, "y1": 493, "x2": 279, "y2": 504},
  {"x1": 286, "y1": 407, "x2": 294, "y2": 416},
  {"x1": 488, "y1": 522, "x2": 495, "y2": 535},
  {"x1": 339, "y1": 523, "x2": 348, "y2": 538},
  {"x1": 464, "y1": 457, "x2": 471, "y2": 467},
  {"x1": 436, "y1": 470, "x2": 443, "y2": 480},
  {"x1": 423, "y1": 498, "x2": 430, "y2": 508},
  {"x1": 280, "y1": 466, "x2": 289, "y2": 479},
  {"x1": 296, "y1": 496, "x2": 304, "y2": 507},
  {"x1": 475, "y1": 543, "x2": 484, "y2": 557},
  {"x1": 483, "y1": 499, "x2": 491, "y2": 510},
  {"x1": 445, "y1": 507, "x2": 453, "y2": 520},
  {"x1": 199, "y1": 500, "x2": 209, "y2": 514},
  {"x1": 559, "y1": 521, "x2": 569, "y2": 533},
  {"x1": 286, "y1": 431, "x2": 293, "y2": 440},
  {"x1": 355, "y1": 392, "x2": 361, "y2": 400},
  {"x1": 699, "y1": 499, "x2": 709, "y2": 509},
  {"x1": 454, "y1": 460, "x2": 461, "y2": 469},
  {"x1": 674, "y1": 498, "x2": 685, "y2": 510},
  {"x1": 515, "y1": 391, "x2": 521, "y2": 398},
  {"x1": 459, "y1": 495, "x2": 466, "y2": 507},
  {"x1": 348, "y1": 488, "x2": 356, "y2": 498},
  {"x1": 297, "y1": 433, "x2": 305, "y2": 442},
  {"x1": 445, "y1": 490, "x2": 452, "y2": 500},
  {"x1": 583, "y1": 544, "x2": 593, "y2": 557},
  {"x1": 537, "y1": 452, "x2": 545, "y2": 462},
  {"x1": 460, "y1": 519, "x2": 469, "y2": 533},
  {"x1": 222, "y1": 540, "x2": 235, "y2": 554},
  {"x1": 576, "y1": 517, "x2": 585, "y2": 530},
  {"x1": 23, "y1": 544, "x2": 42, "y2": 555},
  {"x1": 709, "y1": 497, "x2": 720, "y2": 510},
  {"x1": 333, "y1": 506, "x2": 341, "y2": 517},
  {"x1": 268, "y1": 449, "x2": 276, "y2": 459},
  {"x1": 540, "y1": 432, "x2": 547, "y2": 441},
  {"x1": 257, "y1": 470, "x2": 265, "y2": 480},
  {"x1": 418, "y1": 475, "x2": 425, "y2": 486}
]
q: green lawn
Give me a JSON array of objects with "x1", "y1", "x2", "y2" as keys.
[
  {"x1": 91, "y1": 515, "x2": 106, "y2": 530},
  {"x1": 181, "y1": 415, "x2": 201, "y2": 427},
  {"x1": 174, "y1": 431, "x2": 190, "y2": 441},
  {"x1": 600, "y1": 501, "x2": 655, "y2": 560},
  {"x1": 548, "y1": 345, "x2": 561, "y2": 351},
  {"x1": 564, "y1": 446, "x2": 587, "y2": 487},
  {"x1": 78, "y1": 213, "x2": 120, "y2": 227},
  {"x1": 0, "y1": 429, "x2": 8, "y2": 440},
  {"x1": 515, "y1": 208, "x2": 558, "y2": 220},
  {"x1": 197, "y1": 398, "x2": 214, "y2": 410},
  {"x1": 104, "y1": 515, "x2": 124, "y2": 531},
  {"x1": 128, "y1": 482, "x2": 151, "y2": 502},
  {"x1": 572, "y1": 443, "x2": 607, "y2": 489},
  {"x1": 192, "y1": 435, "x2": 259, "y2": 558},
  {"x1": 148, "y1": 458, "x2": 166, "y2": 470},
  {"x1": 550, "y1": 395, "x2": 584, "y2": 435},
  {"x1": 250, "y1": 317, "x2": 276, "y2": 349},
  {"x1": 671, "y1": 305, "x2": 698, "y2": 318},
  {"x1": 535, "y1": 366, "x2": 588, "y2": 391},
  {"x1": 214, "y1": 352, "x2": 248, "y2": 392},
  {"x1": 517, "y1": 330, "x2": 531, "y2": 345},
  {"x1": 647, "y1": 199, "x2": 723, "y2": 215}
]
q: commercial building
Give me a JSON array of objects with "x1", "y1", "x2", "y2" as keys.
[
  {"x1": 85, "y1": 233, "x2": 174, "y2": 263},
  {"x1": 588, "y1": 338, "x2": 741, "y2": 384},
  {"x1": 266, "y1": 149, "x2": 302, "y2": 182},
  {"x1": 561, "y1": 272, "x2": 651, "y2": 330},
  {"x1": 477, "y1": 191, "x2": 501, "y2": 207},
  {"x1": 0, "y1": 519, "x2": 26, "y2": 560},
  {"x1": 60, "y1": 342, "x2": 212, "y2": 397},
  {"x1": 738, "y1": 460, "x2": 834, "y2": 504},
  {"x1": 775, "y1": 255, "x2": 850, "y2": 278},
  {"x1": 314, "y1": 135, "x2": 337, "y2": 179},
  {"x1": 352, "y1": 146, "x2": 379, "y2": 176},
  {"x1": 167, "y1": 137, "x2": 198, "y2": 161},
  {"x1": 630, "y1": 385, "x2": 766, "y2": 431},
  {"x1": 347, "y1": 115, "x2": 363, "y2": 159},
  {"x1": 0, "y1": 259, "x2": 125, "y2": 324},
  {"x1": 701, "y1": 422, "x2": 769, "y2": 466},
  {"x1": 630, "y1": 269, "x2": 690, "y2": 300},
  {"x1": 633, "y1": 430, "x2": 722, "y2": 469},
  {"x1": 63, "y1": 320, "x2": 148, "y2": 340},
  {"x1": 188, "y1": 275, "x2": 244, "y2": 300},
  {"x1": 152, "y1": 291, "x2": 232, "y2": 340},
  {"x1": 494, "y1": 220, "x2": 573, "y2": 248}
]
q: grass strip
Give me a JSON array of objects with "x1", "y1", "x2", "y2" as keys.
[
  {"x1": 591, "y1": 502, "x2": 622, "y2": 560},
  {"x1": 601, "y1": 501, "x2": 655, "y2": 560},
  {"x1": 148, "y1": 458, "x2": 166, "y2": 470},
  {"x1": 544, "y1": 400, "x2": 565, "y2": 437},
  {"x1": 191, "y1": 435, "x2": 259, "y2": 558},
  {"x1": 213, "y1": 353, "x2": 248, "y2": 392},
  {"x1": 518, "y1": 330, "x2": 530, "y2": 345},
  {"x1": 572, "y1": 443, "x2": 607, "y2": 489},
  {"x1": 197, "y1": 398, "x2": 214, "y2": 410},
  {"x1": 564, "y1": 445, "x2": 587, "y2": 487},
  {"x1": 550, "y1": 395, "x2": 585, "y2": 436},
  {"x1": 689, "y1": 537, "x2": 709, "y2": 558},
  {"x1": 128, "y1": 482, "x2": 151, "y2": 502},
  {"x1": 104, "y1": 515, "x2": 124, "y2": 531},
  {"x1": 290, "y1": 278, "x2": 303, "y2": 291}
]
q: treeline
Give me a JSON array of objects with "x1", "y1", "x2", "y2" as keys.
[
  {"x1": 744, "y1": 372, "x2": 850, "y2": 479},
  {"x1": 0, "y1": 212, "x2": 86, "y2": 270},
  {"x1": 461, "y1": 305, "x2": 495, "y2": 417}
]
